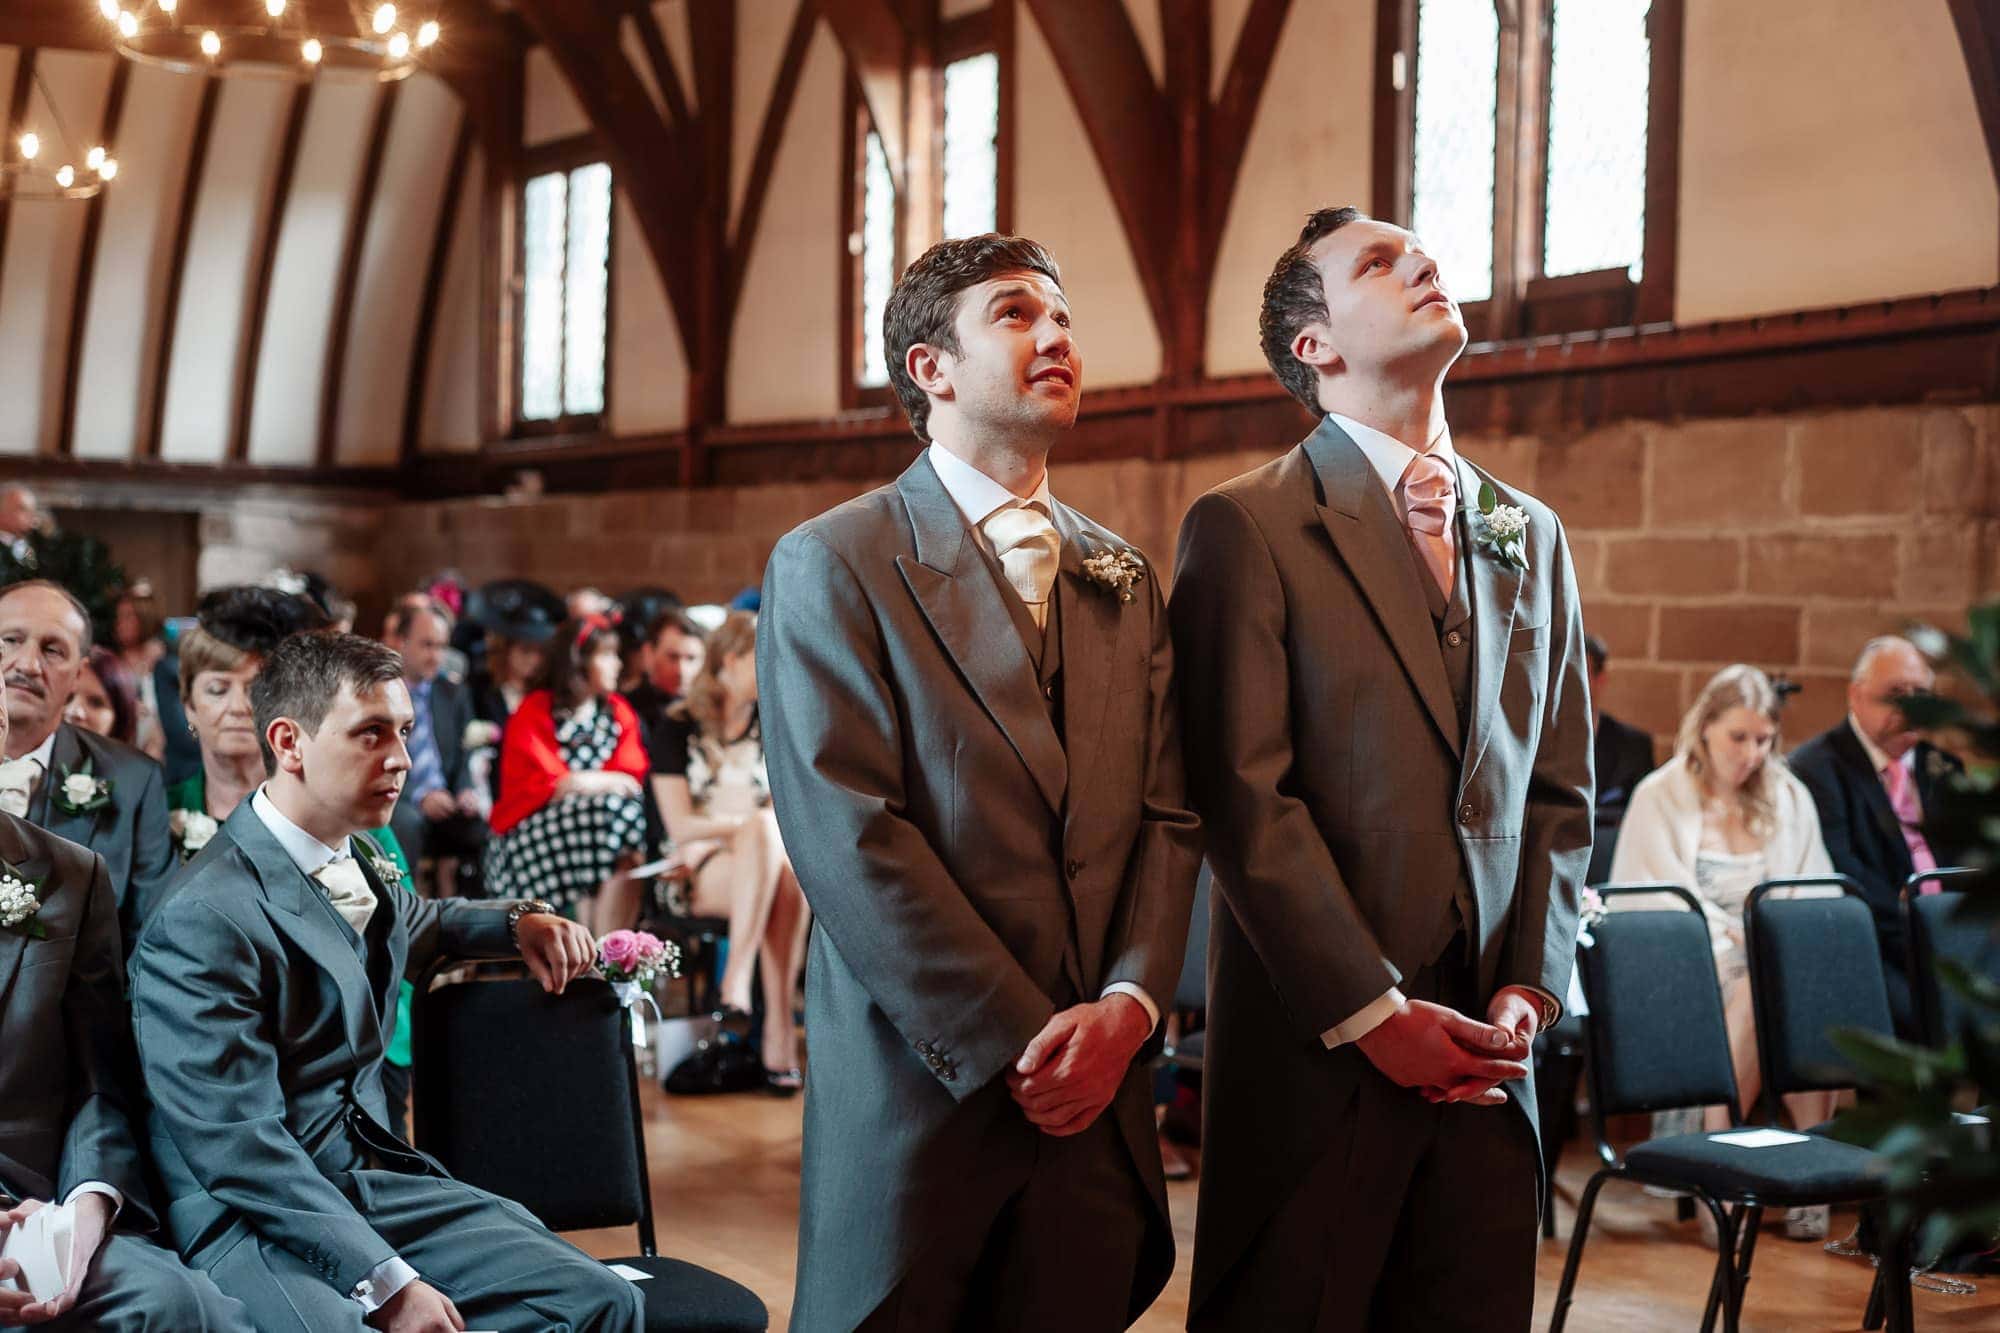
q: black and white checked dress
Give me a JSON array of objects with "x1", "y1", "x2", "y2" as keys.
[{"x1": 482, "y1": 702, "x2": 649, "y2": 911}]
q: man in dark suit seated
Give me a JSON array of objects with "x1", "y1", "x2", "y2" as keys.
[
  {"x1": 0, "y1": 581, "x2": 177, "y2": 955},
  {"x1": 1790, "y1": 635, "x2": 1959, "y2": 1039},
  {"x1": 130, "y1": 630, "x2": 642, "y2": 1333},
  {"x1": 381, "y1": 597, "x2": 487, "y2": 898},
  {"x1": 1586, "y1": 633, "x2": 1657, "y2": 885},
  {"x1": 0, "y1": 681, "x2": 248, "y2": 1330}
]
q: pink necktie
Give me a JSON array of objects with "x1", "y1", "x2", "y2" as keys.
[
  {"x1": 1881, "y1": 759, "x2": 1938, "y2": 882},
  {"x1": 1398, "y1": 453, "x2": 1457, "y2": 600}
]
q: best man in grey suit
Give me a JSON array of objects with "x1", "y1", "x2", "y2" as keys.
[
  {"x1": 0, "y1": 582, "x2": 177, "y2": 956},
  {"x1": 1172, "y1": 208, "x2": 1593, "y2": 1330},
  {"x1": 129, "y1": 631, "x2": 641, "y2": 1333},
  {"x1": 760, "y1": 234, "x2": 1201, "y2": 1332},
  {"x1": 0, "y1": 667, "x2": 247, "y2": 1329}
]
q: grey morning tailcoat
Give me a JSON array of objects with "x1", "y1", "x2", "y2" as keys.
[
  {"x1": 128, "y1": 802, "x2": 520, "y2": 1301},
  {"x1": 0, "y1": 812, "x2": 151, "y2": 1224},
  {"x1": 1170, "y1": 419, "x2": 1593, "y2": 1314},
  {"x1": 29, "y1": 722, "x2": 176, "y2": 958},
  {"x1": 759, "y1": 453, "x2": 1201, "y2": 1332}
]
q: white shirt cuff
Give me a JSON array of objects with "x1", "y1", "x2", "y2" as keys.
[
  {"x1": 352, "y1": 1256, "x2": 420, "y2": 1313},
  {"x1": 1321, "y1": 988, "x2": 1406, "y2": 1048},
  {"x1": 1100, "y1": 982, "x2": 1160, "y2": 1035},
  {"x1": 60, "y1": 1181, "x2": 122, "y2": 1220}
]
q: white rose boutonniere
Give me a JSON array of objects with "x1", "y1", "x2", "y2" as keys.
[
  {"x1": 1470, "y1": 482, "x2": 1530, "y2": 573},
  {"x1": 369, "y1": 854, "x2": 406, "y2": 887},
  {"x1": 1081, "y1": 547, "x2": 1147, "y2": 604},
  {"x1": 463, "y1": 719, "x2": 502, "y2": 751},
  {"x1": 0, "y1": 868, "x2": 46, "y2": 938},
  {"x1": 51, "y1": 760, "x2": 112, "y2": 816},
  {"x1": 169, "y1": 809, "x2": 220, "y2": 862}
]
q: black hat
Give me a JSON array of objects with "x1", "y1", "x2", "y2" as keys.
[
  {"x1": 196, "y1": 585, "x2": 332, "y2": 657},
  {"x1": 465, "y1": 579, "x2": 565, "y2": 644},
  {"x1": 615, "y1": 586, "x2": 684, "y2": 651}
]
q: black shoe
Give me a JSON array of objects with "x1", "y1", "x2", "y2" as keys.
[
  {"x1": 764, "y1": 1067, "x2": 803, "y2": 1097},
  {"x1": 663, "y1": 1036, "x2": 766, "y2": 1095}
]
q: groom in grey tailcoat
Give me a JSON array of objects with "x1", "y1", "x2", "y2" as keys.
[
  {"x1": 130, "y1": 631, "x2": 641, "y2": 1333},
  {"x1": 759, "y1": 233, "x2": 1200, "y2": 1332},
  {"x1": 1173, "y1": 208, "x2": 1593, "y2": 1331}
]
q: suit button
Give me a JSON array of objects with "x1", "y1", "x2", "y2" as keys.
[
  {"x1": 1065, "y1": 858, "x2": 1083, "y2": 879},
  {"x1": 1446, "y1": 630, "x2": 1463, "y2": 647},
  {"x1": 916, "y1": 1041, "x2": 932, "y2": 1055},
  {"x1": 1459, "y1": 804, "x2": 1476, "y2": 824}
]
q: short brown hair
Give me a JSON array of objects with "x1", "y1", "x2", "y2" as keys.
[
  {"x1": 883, "y1": 233, "x2": 1064, "y2": 443},
  {"x1": 1260, "y1": 206, "x2": 1367, "y2": 413},
  {"x1": 251, "y1": 631, "x2": 404, "y2": 774},
  {"x1": 384, "y1": 593, "x2": 453, "y2": 638},
  {"x1": 0, "y1": 579, "x2": 95, "y2": 653},
  {"x1": 646, "y1": 608, "x2": 707, "y2": 649}
]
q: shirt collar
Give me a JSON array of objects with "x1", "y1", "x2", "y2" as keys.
[
  {"x1": 1848, "y1": 714, "x2": 1913, "y2": 778},
  {"x1": 249, "y1": 785, "x2": 349, "y2": 875},
  {"x1": 18, "y1": 729, "x2": 56, "y2": 771},
  {"x1": 1328, "y1": 412, "x2": 1458, "y2": 501},
  {"x1": 927, "y1": 442, "x2": 1054, "y2": 529}
]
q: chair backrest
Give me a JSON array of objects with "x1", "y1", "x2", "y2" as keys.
[
  {"x1": 1174, "y1": 864, "x2": 1213, "y2": 1013},
  {"x1": 1745, "y1": 875, "x2": 1894, "y2": 1109},
  {"x1": 1575, "y1": 884, "x2": 1739, "y2": 1136},
  {"x1": 1904, "y1": 872, "x2": 1999, "y2": 1048},
  {"x1": 412, "y1": 976, "x2": 656, "y2": 1248}
]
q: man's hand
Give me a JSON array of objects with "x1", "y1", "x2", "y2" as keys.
[
  {"x1": 367, "y1": 1280, "x2": 464, "y2": 1333},
  {"x1": 1424, "y1": 988, "x2": 1546, "y2": 1106},
  {"x1": 454, "y1": 789, "x2": 481, "y2": 817},
  {"x1": 1005, "y1": 995, "x2": 1153, "y2": 1137},
  {"x1": 1355, "y1": 999, "x2": 1528, "y2": 1108},
  {"x1": 517, "y1": 913, "x2": 596, "y2": 994},
  {"x1": 0, "y1": 1193, "x2": 111, "y2": 1325},
  {"x1": 419, "y1": 790, "x2": 457, "y2": 821}
]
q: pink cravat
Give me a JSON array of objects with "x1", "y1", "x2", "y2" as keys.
[
  {"x1": 1881, "y1": 759, "x2": 1939, "y2": 883},
  {"x1": 1398, "y1": 452, "x2": 1457, "y2": 600}
]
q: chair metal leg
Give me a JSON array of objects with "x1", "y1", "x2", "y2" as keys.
[
  {"x1": 1730, "y1": 1205, "x2": 1764, "y2": 1324},
  {"x1": 1548, "y1": 1169, "x2": 1613, "y2": 1333},
  {"x1": 1698, "y1": 1200, "x2": 1742, "y2": 1333},
  {"x1": 1880, "y1": 1227, "x2": 1916, "y2": 1333},
  {"x1": 1863, "y1": 1262, "x2": 1888, "y2": 1330}
]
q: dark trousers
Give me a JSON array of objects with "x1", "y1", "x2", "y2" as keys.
[
  {"x1": 1191, "y1": 942, "x2": 1542, "y2": 1333},
  {"x1": 855, "y1": 1111, "x2": 1151, "y2": 1333}
]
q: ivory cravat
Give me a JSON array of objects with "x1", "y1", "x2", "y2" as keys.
[
  {"x1": 983, "y1": 503, "x2": 1061, "y2": 631},
  {"x1": 0, "y1": 755, "x2": 42, "y2": 818},
  {"x1": 1397, "y1": 452, "x2": 1458, "y2": 601},
  {"x1": 1881, "y1": 759, "x2": 1939, "y2": 882},
  {"x1": 313, "y1": 855, "x2": 379, "y2": 935}
]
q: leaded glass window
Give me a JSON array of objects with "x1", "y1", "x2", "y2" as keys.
[
  {"x1": 942, "y1": 52, "x2": 999, "y2": 240},
  {"x1": 1543, "y1": 0, "x2": 1650, "y2": 278},
  {"x1": 519, "y1": 162, "x2": 613, "y2": 423},
  {"x1": 859, "y1": 130, "x2": 897, "y2": 388},
  {"x1": 1411, "y1": 0, "x2": 1497, "y2": 303}
]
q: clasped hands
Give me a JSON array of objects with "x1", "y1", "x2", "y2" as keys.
[
  {"x1": 1354, "y1": 988, "x2": 1540, "y2": 1107},
  {"x1": 0, "y1": 1193, "x2": 112, "y2": 1327},
  {"x1": 1005, "y1": 994, "x2": 1153, "y2": 1137}
]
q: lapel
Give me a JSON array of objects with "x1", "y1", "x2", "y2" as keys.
[
  {"x1": 1454, "y1": 454, "x2": 1523, "y2": 785},
  {"x1": 224, "y1": 804, "x2": 377, "y2": 1061},
  {"x1": 1049, "y1": 501, "x2": 1123, "y2": 824},
  {"x1": 895, "y1": 454, "x2": 1069, "y2": 815},
  {"x1": 350, "y1": 838, "x2": 406, "y2": 1027},
  {"x1": 36, "y1": 725, "x2": 104, "y2": 851},
  {"x1": 1830, "y1": 723, "x2": 1904, "y2": 859},
  {"x1": 1302, "y1": 421, "x2": 1463, "y2": 758},
  {"x1": 0, "y1": 815, "x2": 54, "y2": 1012}
]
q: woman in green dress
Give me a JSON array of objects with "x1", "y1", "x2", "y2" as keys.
[{"x1": 169, "y1": 586, "x2": 423, "y2": 1124}]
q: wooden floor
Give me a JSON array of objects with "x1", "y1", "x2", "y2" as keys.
[{"x1": 569, "y1": 1082, "x2": 2000, "y2": 1331}]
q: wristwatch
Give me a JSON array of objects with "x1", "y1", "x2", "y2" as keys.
[{"x1": 507, "y1": 898, "x2": 558, "y2": 948}]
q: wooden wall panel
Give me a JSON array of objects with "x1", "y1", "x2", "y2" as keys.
[{"x1": 242, "y1": 78, "x2": 375, "y2": 466}]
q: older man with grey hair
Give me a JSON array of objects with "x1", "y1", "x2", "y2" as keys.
[{"x1": 1789, "y1": 635, "x2": 1962, "y2": 1038}]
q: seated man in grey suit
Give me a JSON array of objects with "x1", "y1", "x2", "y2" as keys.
[
  {"x1": 0, "y1": 678, "x2": 248, "y2": 1330},
  {"x1": 130, "y1": 631, "x2": 642, "y2": 1333},
  {"x1": 0, "y1": 581, "x2": 177, "y2": 955}
]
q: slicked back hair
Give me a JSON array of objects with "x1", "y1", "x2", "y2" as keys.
[
  {"x1": 883, "y1": 233, "x2": 1065, "y2": 443},
  {"x1": 1260, "y1": 206, "x2": 1368, "y2": 413},
  {"x1": 251, "y1": 631, "x2": 404, "y2": 775}
]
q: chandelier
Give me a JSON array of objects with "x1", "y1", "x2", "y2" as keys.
[
  {"x1": 1, "y1": 68, "x2": 117, "y2": 201},
  {"x1": 100, "y1": 1, "x2": 446, "y2": 83}
]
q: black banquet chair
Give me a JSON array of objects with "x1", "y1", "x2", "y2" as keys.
[
  {"x1": 413, "y1": 975, "x2": 769, "y2": 1332},
  {"x1": 1549, "y1": 883, "x2": 1905, "y2": 1333},
  {"x1": 1900, "y1": 867, "x2": 1996, "y2": 1050}
]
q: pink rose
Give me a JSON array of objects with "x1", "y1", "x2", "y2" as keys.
[
  {"x1": 598, "y1": 930, "x2": 641, "y2": 973},
  {"x1": 633, "y1": 932, "x2": 666, "y2": 967}
]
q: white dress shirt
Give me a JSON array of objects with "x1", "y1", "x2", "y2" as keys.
[
  {"x1": 926, "y1": 443, "x2": 1161, "y2": 1036},
  {"x1": 247, "y1": 788, "x2": 419, "y2": 1315},
  {"x1": 1318, "y1": 415, "x2": 1558, "y2": 1048}
]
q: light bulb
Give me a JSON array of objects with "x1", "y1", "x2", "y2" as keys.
[
  {"x1": 266, "y1": 0, "x2": 285, "y2": 17},
  {"x1": 387, "y1": 31, "x2": 410, "y2": 59},
  {"x1": 99, "y1": 157, "x2": 118, "y2": 180},
  {"x1": 18, "y1": 132, "x2": 38, "y2": 161},
  {"x1": 302, "y1": 37, "x2": 322, "y2": 64},
  {"x1": 159, "y1": 0, "x2": 175, "y2": 11},
  {"x1": 86, "y1": 145, "x2": 105, "y2": 171},
  {"x1": 372, "y1": 4, "x2": 396, "y2": 35},
  {"x1": 55, "y1": 165, "x2": 75, "y2": 189},
  {"x1": 116, "y1": 10, "x2": 138, "y2": 37},
  {"x1": 200, "y1": 29, "x2": 220, "y2": 57},
  {"x1": 417, "y1": 20, "x2": 439, "y2": 48},
  {"x1": 98, "y1": 0, "x2": 118, "y2": 20}
]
